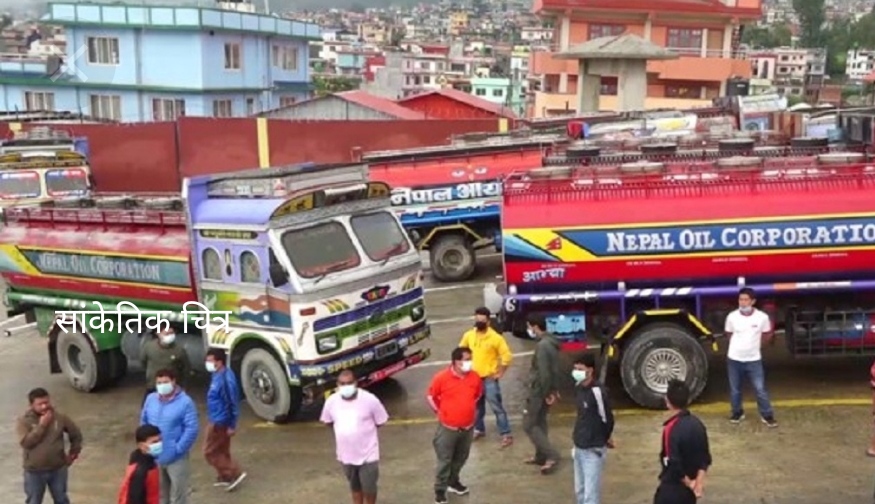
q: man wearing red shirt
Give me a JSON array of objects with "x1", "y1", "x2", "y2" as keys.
[{"x1": 427, "y1": 347, "x2": 483, "y2": 504}]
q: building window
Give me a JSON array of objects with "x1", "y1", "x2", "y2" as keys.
[
  {"x1": 212, "y1": 99, "x2": 233, "y2": 118},
  {"x1": 24, "y1": 91, "x2": 55, "y2": 111},
  {"x1": 86, "y1": 37, "x2": 119, "y2": 65},
  {"x1": 475, "y1": 88, "x2": 486, "y2": 96},
  {"x1": 246, "y1": 98, "x2": 256, "y2": 116},
  {"x1": 152, "y1": 98, "x2": 185, "y2": 121},
  {"x1": 665, "y1": 85, "x2": 700, "y2": 99},
  {"x1": 280, "y1": 96, "x2": 297, "y2": 107},
  {"x1": 666, "y1": 28, "x2": 703, "y2": 54},
  {"x1": 492, "y1": 88, "x2": 503, "y2": 97},
  {"x1": 90, "y1": 94, "x2": 121, "y2": 121},
  {"x1": 272, "y1": 45, "x2": 299, "y2": 71},
  {"x1": 589, "y1": 24, "x2": 625, "y2": 40},
  {"x1": 224, "y1": 43, "x2": 241, "y2": 70}
]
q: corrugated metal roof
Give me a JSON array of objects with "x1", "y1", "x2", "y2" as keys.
[
  {"x1": 398, "y1": 88, "x2": 518, "y2": 119},
  {"x1": 336, "y1": 91, "x2": 427, "y2": 120}
]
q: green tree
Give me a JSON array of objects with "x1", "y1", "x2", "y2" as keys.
[
  {"x1": 793, "y1": 0, "x2": 826, "y2": 47},
  {"x1": 312, "y1": 75, "x2": 360, "y2": 97}
]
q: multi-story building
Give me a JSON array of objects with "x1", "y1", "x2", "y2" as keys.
[
  {"x1": 520, "y1": 26, "x2": 553, "y2": 43},
  {"x1": 470, "y1": 76, "x2": 525, "y2": 115},
  {"x1": 749, "y1": 47, "x2": 826, "y2": 100},
  {"x1": 529, "y1": 0, "x2": 761, "y2": 116},
  {"x1": 0, "y1": 1, "x2": 320, "y2": 121},
  {"x1": 846, "y1": 48, "x2": 875, "y2": 82}
]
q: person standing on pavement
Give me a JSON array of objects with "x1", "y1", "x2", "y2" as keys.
[
  {"x1": 571, "y1": 354, "x2": 614, "y2": 504},
  {"x1": 427, "y1": 347, "x2": 483, "y2": 504},
  {"x1": 320, "y1": 370, "x2": 390, "y2": 504},
  {"x1": 140, "y1": 368, "x2": 199, "y2": 504},
  {"x1": 459, "y1": 306, "x2": 514, "y2": 447},
  {"x1": 17, "y1": 387, "x2": 83, "y2": 504},
  {"x1": 725, "y1": 287, "x2": 778, "y2": 427},
  {"x1": 141, "y1": 327, "x2": 191, "y2": 404},
  {"x1": 654, "y1": 379, "x2": 711, "y2": 504},
  {"x1": 117, "y1": 424, "x2": 162, "y2": 504},
  {"x1": 203, "y1": 349, "x2": 247, "y2": 491},
  {"x1": 523, "y1": 313, "x2": 562, "y2": 475}
]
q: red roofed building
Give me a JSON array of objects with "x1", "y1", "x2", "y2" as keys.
[
  {"x1": 397, "y1": 88, "x2": 518, "y2": 120},
  {"x1": 261, "y1": 90, "x2": 426, "y2": 120}
]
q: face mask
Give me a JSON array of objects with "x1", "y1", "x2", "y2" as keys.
[
  {"x1": 527, "y1": 328, "x2": 536, "y2": 339},
  {"x1": 474, "y1": 321, "x2": 488, "y2": 331},
  {"x1": 205, "y1": 361, "x2": 216, "y2": 373},
  {"x1": 739, "y1": 306, "x2": 753, "y2": 315},
  {"x1": 155, "y1": 383, "x2": 174, "y2": 396},
  {"x1": 339, "y1": 384, "x2": 357, "y2": 398},
  {"x1": 160, "y1": 333, "x2": 176, "y2": 345},
  {"x1": 572, "y1": 369, "x2": 588, "y2": 383},
  {"x1": 147, "y1": 441, "x2": 163, "y2": 457},
  {"x1": 460, "y1": 361, "x2": 473, "y2": 373}
]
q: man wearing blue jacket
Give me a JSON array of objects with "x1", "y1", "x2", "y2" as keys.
[
  {"x1": 140, "y1": 368, "x2": 199, "y2": 504},
  {"x1": 203, "y1": 349, "x2": 246, "y2": 491}
]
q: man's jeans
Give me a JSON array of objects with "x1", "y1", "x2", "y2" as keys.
[
  {"x1": 24, "y1": 467, "x2": 69, "y2": 504},
  {"x1": 728, "y1": 358, "x2": 774, "y2": 417},
  {"x1": 573, "y1": 446, "x2": 606, "y2": 504},
  {"x1": 475, "y1": 378, "x2": 511, "y2": 436}
]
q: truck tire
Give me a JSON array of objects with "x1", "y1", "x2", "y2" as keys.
[
  {"x1": 107, "y1": 348, "x2": 128, "y2": 384},
  {"x1": 619, "y1": 323, "x2": 708, "y2": 409},
  {"x1": 240, "y1": 348, "x2": 301, "y2": 423},
  {"x1": 56, "y1": 331, "x2": 108, "y2": 392},
  {"x1": 430, "y1": 234, "x2": 476, "y2": 282}
]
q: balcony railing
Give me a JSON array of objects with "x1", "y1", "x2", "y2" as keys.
[{"x1": 530, "y1": 43, "x2": 749, "y2": 60}]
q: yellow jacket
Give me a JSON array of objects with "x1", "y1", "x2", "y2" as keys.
[{"x1": 459, "y1": 327, "x2": 513, "y2": 378}]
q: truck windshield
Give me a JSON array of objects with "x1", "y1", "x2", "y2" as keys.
[
  {"x1": 0, "y1": 171, "x2": 41, "y2": 199},
  {"x1": 280, "y1": 221, "x2": 361, "y2": 278},
  {"x1": 45, "y1": 168, "x2": 89, "y2": 196},
  {"x1": 350, "y1": 211, "x2": 410, "y2": 262}
]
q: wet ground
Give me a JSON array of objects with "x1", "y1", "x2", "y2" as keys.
[{"x1": 2, "y1": 253, "x2": 875, "y2": 503}]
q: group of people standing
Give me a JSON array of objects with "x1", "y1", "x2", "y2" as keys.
[{"x1": 16, "y1": 328, "x2": 246, "y2": 504}]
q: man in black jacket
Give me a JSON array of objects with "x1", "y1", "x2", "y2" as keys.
[
  {"x1": 654, "y1": 379, "x2": 712, "y2": 504},
  {"x1": 571, "y1": 354, "x2": 614, "y2": 504}
]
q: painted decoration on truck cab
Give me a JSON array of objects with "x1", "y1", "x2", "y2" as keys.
[{"x1": 202, "y1": 289, "x2": 292, "y2": 328}]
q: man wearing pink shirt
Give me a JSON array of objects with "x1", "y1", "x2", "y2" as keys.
[{"x1": 320, "y1": 370, "x2": 390, "y2": 504}]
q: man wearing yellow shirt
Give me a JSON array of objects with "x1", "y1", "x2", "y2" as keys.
[{"x1": 459, "y1": 307, "x2": 514, "y2": 447}]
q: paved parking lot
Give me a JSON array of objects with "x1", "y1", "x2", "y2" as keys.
[{"x1": 1, "y1": 262, "x2": 875, "y2": 503}]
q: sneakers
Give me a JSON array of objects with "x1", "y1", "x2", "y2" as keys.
[
  {"x1": 448, "y1": 482, "x2": 469, "y2": 495},
  {"x1": 226, "y1": 472, "x2": 247, "y2": 492},
  {"x1": 761, "y1": 416, "x2": 778, "y2": 428},
  {"x1": 472, "y1": 430, "x2": 485, "y2": 440},
  {"x1": 213, "y1": 480, "x2": 230, "y2": 487},
  {"x1": 435, "y1": 490, "x2": 448, "y2": 504},
  {"x1": 729, "y1": 413, "x2": 746, "y2": 424}
]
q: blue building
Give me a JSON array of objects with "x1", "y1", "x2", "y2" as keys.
[{"x1": 0, "y1": 1, "x2": 321, "y2": 121}]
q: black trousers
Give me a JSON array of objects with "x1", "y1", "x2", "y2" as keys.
[{"x1": 654, "y1": 481, "x2": 697, "y2": 504}]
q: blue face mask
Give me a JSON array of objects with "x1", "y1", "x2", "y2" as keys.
[
  {"x1": 739, "y1": 306, "x2": 753, "y2": 315},
  {"x1": 339, "y1": 384, "x2": 357, "y2": 398},
  {"x1": 572, "y1": 369, "x2": 588, "y2": 383},
  {"x1": 155, "y1": 383, "x2": 174, "y2": 396},
  {"x1": 205, "y1": 361, "x2": 217, "y2": 373},
  {"x1": 147, "y1": 441, "x2": 163, "y2": 457}
]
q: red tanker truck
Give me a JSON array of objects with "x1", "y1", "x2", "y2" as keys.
[{"x1": 482, "y1": 150, "x2": 875, "y2": 408}]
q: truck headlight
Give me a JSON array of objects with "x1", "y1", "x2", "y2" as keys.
[
  {"x1": 317, "y1": 335, "x2": 339, "y2": 353},
  {"x1": 508, "y1": 284, "x2": 517, "y2": 295}
]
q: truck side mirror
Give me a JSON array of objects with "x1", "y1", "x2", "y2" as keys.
[
  {"x1": 87, "y1": 174, "x2": 96, "y2": 189},
  {"x1": 269, "y1": 263, "x2": 289, "y2": 287}
]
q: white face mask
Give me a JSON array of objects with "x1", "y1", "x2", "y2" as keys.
[
  {"x1": 527, "y1": 328, "x2": 536, "y2": 339},
  {"x1": 160, "y1": 333, "x2": 176, "y2": 345},
  {"x1": 460, "y1": 360, "x2": 473, "y2": 373},
  {"x1": 339, "y1": 384, "x2": 357, "y2": 398},
  {"x1": 739, "y1": 306, "x2": 753, "y2": 315}
]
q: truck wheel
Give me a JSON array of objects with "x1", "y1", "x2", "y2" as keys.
[
  {"x1": 430, "y1": 234, "x2": 476, "y2": 282},
  {"x1": 620, "y1": 323, "x2": 708, "y2": 409},
  {"x1": 107, "y1": 348, "x2": 128, "y2": 384},
  {"x1": 56, "y1": 331, "x2": 107, "y2": 392},
  {"x1": 240, "y1": 348, "x2": 302, "y2": 423}
]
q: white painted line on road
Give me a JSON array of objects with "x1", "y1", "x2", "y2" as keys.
[
  {"x1": 413, "y1": 350, "x2": 536, "y2": 368},
  {"x1": 424, "y1": 283, "x2": 488, "y2": 293}
]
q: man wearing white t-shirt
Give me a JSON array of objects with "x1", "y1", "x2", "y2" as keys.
[{"x1": 724, "y1": 287, "x2": 777, "y2": 428}]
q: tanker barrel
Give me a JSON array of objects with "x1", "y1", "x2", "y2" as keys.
[
  {"x1": 641, "y1": 143, "x2": 678, "y2": 155},
  {"x1": 716, "y1": 156, "x2": 762, "y2": 169},
  {"x1": 817, "y1": 152, "x2": 866, "y2": 164},
  {"x1": 791, "y1": 137, "x2": 829, "y2": 148},
  {"x1": 718, "y1": 138, "x2": 755, "y2": 154},
  {"x1": 566, "y1": 142, "x2": 601, "y2": 159},
  {"x1": 619, "y1": 161, "x2": 664, "y2": 174}
]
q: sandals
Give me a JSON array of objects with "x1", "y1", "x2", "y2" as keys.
[
  {"x1": 539, "y1": 460, "x2": 558, "y2": 475},
  {"x1": 523, "y1": 456, "x2": 543, "y2": 465},
  {"x1": 500, "y1": 435, "x2": 513, "y2": 448},
  {"x1": 866, "y1": 450, "x2": 875, "y2": 458}
]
